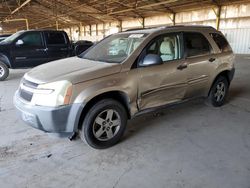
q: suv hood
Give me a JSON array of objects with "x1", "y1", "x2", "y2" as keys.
[{"x1": 25, "y1": 57, "x2": 122, "y2": 84}]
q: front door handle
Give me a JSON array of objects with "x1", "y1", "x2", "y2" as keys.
[
  {"x1": 60, "y1": 48, "x2": 68, "y2": 51},
  {"x1": 209, "y1": 57, "x2": 216, "y2": 62},
  {"x1": 36, "y1": 48, "x2": 48, "y2": 52},
  {"x1": 177, "y1": 63, "x2": 188, "y2": 70}
]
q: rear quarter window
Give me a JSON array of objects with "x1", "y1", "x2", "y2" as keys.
[
  {"x1": 45, "y1": 32, "x2": 67, "y2": 45},
  {"x1": 210, "y1": 33, "x2": 232, "y2": 53}
]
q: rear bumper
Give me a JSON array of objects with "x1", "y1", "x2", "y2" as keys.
[{"x1": 14, "y1": 91, "x2": 83, "y2": 133}]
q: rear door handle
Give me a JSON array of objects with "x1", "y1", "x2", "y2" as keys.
[
  {"x1": 209, "y1": 57, "x2": 216, "y2": 62},
  {"x1": 177, "y1": 63, "x2": 188, "y2": 70}
]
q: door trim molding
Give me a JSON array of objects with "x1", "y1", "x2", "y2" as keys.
[{"x1": 188, "y1": 75, "x2": 208, "y2": 85}]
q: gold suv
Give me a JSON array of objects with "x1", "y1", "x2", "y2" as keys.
[{"x1": 14, "y1": 26, "x2": 235, "y2": 149}]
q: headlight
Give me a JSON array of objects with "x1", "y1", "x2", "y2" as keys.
[{"x1": 31, "y1": 80, "x2": 73, "y2": 107}]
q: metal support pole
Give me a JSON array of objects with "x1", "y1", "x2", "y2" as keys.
[
  {"x1": 79, "y1": 22, "x2": 82, "y2": 38},
  {"x1": 69, "y1": 27, "x2": 72, "y2": 40},
  {"x1": 96, "y1": 24, "x2": 98, "y2": 36},
  {"x1": 216, "y1": 6, "x2": 221, "y2": 30},
  {"x1": 25, "y1": 19, "x2": 29, "y2": 30},
  {"x1": 119, "y1": 20, "x2": 122, "y2": 32},
  {"x1": 103, "y1": 23, "x2": 105, "y2": 37},
  {"x1": 56, "y1": 20, "x2": 59, "y2": 30},
  {"x1": 89, "y1": 25, "x2": 92, "y2": 36},
  {"x1": 167, "y1": 13, "x2": 175, "y2": 26},
  {"x1": 142, "y1": 17, "x2": 145, "y2": 28},
  {"x1": 173, "y1": 13, "x2": 176, "y2": 26}
]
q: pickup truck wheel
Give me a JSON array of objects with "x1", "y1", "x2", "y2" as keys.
[
  {"x1": 80, "y1": 99, "x2": 127, "y2": 149},
  {"x1": 0, "y1": 62, "x2": 9, "y2": 81},
  {"x1": 207, "y1": 76, "x2": 229, "y2": 107}
]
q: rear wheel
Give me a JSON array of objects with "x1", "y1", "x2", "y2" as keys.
[
  {"x1": 79, "y1": 99, "x2": 127, "y2": 149},
  {"x1": 0, "y1": 61, "x2": 9, "y2": 81},
  {"x1": 207, "y1": 76, "x2": 229, "y2": 107}
]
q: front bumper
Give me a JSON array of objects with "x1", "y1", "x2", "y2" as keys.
[{"x1": 14, "y1": 91, "x2": 83, "y2": 133}]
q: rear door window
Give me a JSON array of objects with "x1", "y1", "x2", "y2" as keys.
[
  {"x1": 210, "y1": 33, "x2": 232, "y2": 52},
  {"x1": 184, "y1": 32, "x2": 211, "y2": 57},
  {"x1": 45, "y1": 32, "x2": 67, "y2": 45}
]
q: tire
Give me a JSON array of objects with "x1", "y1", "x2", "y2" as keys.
[
  {"x1": 0, "y1": 61, "x2": 9, "y2": 81},
  {"x1": 207, "y1": 76, "x2": 229, "y2": 107},
  {"x1": 79, "y1": 99, "x2": 127, "y2": 149}
]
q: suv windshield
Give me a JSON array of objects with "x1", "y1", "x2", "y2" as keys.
[
  {"x1": 0, "y1": 31, "x2": 25, "y2": 44},
  {"x1": 81, "y1": 33, "x2": 148, "y2": 63}
]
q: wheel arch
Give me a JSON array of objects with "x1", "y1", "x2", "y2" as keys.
[
  {"x1": 77, "y1": 90, "x2": 131, "y2": 130},
  {"x1": 208, "y1": 69, "x2": 232, "y2": 96},
  {"x1": 0, "y1": 53, "x2": 11, "y2": 68}
]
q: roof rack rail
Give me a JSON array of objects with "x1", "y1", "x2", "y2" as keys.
[
  {"x1": 124, "y1": 25, "x2": 215, "y2": 32},
  {"x1": 124, "y1": 27, "x2": 155, "y2": 32}
]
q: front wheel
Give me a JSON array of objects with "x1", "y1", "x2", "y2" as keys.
[
  {"x1": 0, "y1": 61, "x2": 9, "y2": 81},
  {"x1": 79, "y1": 99, "x2": 127, "y2": 149},
  {"x1": 207, "y1": 76, "x2": 229, "y2": 107}
]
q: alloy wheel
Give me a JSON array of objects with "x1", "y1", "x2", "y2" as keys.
[
  {"x1": 0, "y1": 66, "x2": 4, "y2": 77},
  {"x1": 92, "y1": 109, "x2": 121, "y2": 141},
  {"x1": 214, "y1": 82, "x2": 226, "y2": 102}
]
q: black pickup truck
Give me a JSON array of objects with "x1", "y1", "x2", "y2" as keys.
[{"x1": 0, "y1": 30, "x2": 93, "y2": 81}]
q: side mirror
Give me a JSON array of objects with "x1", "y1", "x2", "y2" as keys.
[
  {"x1": 16, "y1": 39, "x2": 24, "y2": 46},
  {"x1": 139, "y1": 54, "x2": 163, "y2": 67}
]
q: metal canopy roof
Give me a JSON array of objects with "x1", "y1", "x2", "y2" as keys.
[{"x1": 0, "y1": 0, "x2": 249, "y2": 32}]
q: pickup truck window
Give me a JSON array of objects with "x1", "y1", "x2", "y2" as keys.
[
  {"x1": 81, "y1": 33, "x2": 148, "y2": 63},
  {"x1": 19, "y1": 33, "x2": 43, "y2": 47},
  {"x1": 0, "y1": 31, "x2": 25, "y2": 44},
  {"x1": 45, "y1": 32, "x2": 66, "y2": 45}
]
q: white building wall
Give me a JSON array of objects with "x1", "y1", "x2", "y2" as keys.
[
  {"x1": 63, "y1": 3, "x2": 250, "y2": 54},
  {"x1": 121, "y1": 19, "x2": 142, "y2": 30},
  {"x1": 220, "y1": 4, "x2": 250, "y2": 53},
  {"x1": 145, "y1": 15, "x2": 173, "y2": 27},
  {"x1": 176, "y1": 9, "x2": 216, "y2": 26},
  {"x1": 221, "y1": 28, "x2": 250, "y2": 54}
]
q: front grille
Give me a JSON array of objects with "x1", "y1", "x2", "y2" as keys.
[
  {"x1": 22, "y1": 79, "x2": 38, "y2": 88},
  {"x1": 19, "y1": 78, "x2": 38, "y2": 102}
]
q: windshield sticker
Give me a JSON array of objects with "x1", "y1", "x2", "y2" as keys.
[{"x1": 128, "y1": 34, "x2": 145, "y2": 38}]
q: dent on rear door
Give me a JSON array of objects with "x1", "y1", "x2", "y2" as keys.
[{"x1": 185, "y1": 55, "x2": 214, "y2": 98}]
